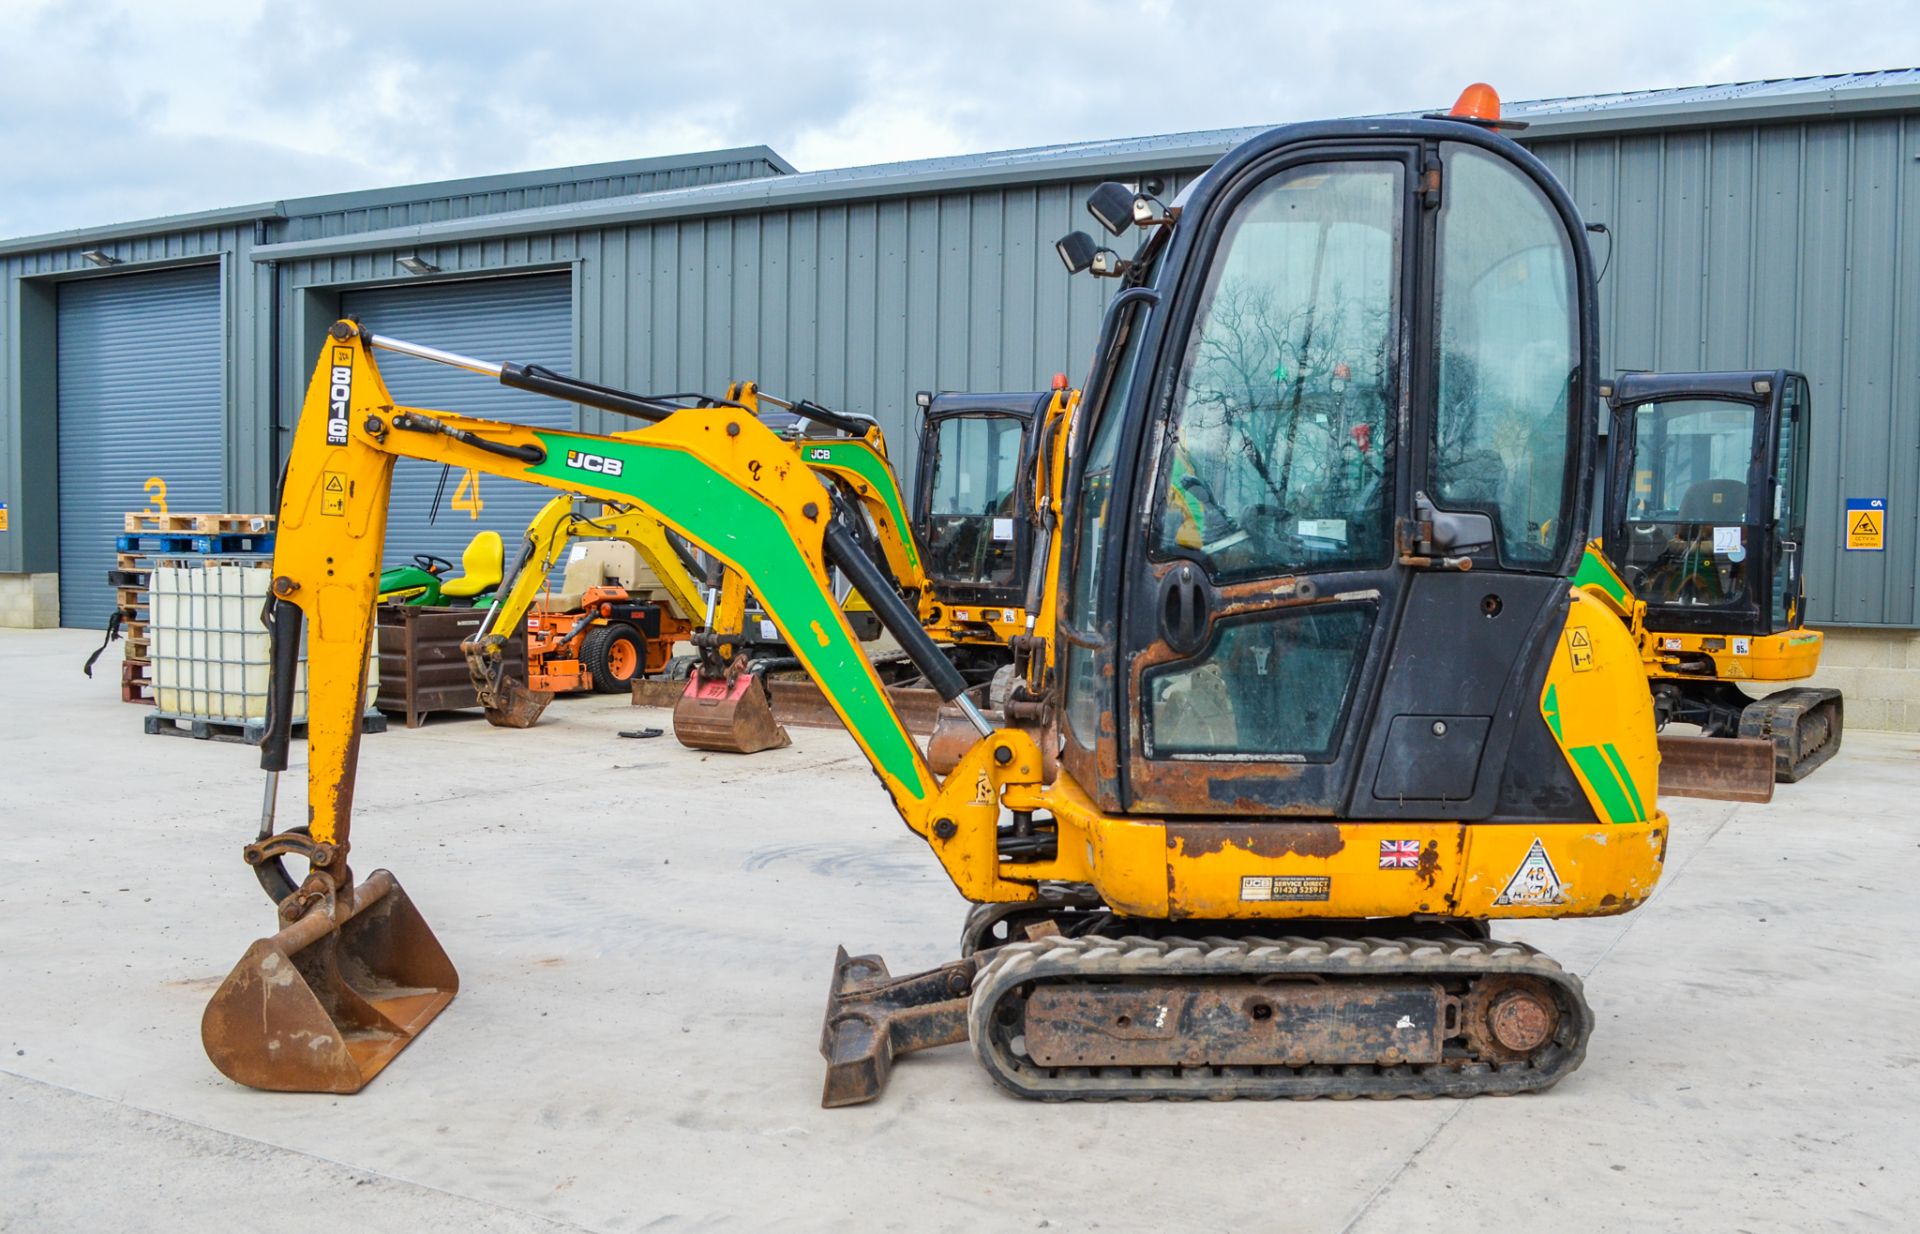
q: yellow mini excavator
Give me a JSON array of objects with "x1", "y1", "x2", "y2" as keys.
[
  {"x1": 206, "y1": 85, "x2": 1701, "y2": 1105},
  {"x1": 1574, "y1": 370, "x2": 1841, "y2": 786}
]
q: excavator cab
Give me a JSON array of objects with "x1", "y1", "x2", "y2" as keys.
[
  {"x1": 1602, "y1": 371, "x2": 1809, "y2": 634},
  {"x1": 911, "y1": 391, "x2": 1050, "y2": 614},
  {"x1": 1058, "y1": 119, "x2": 1613, "y2": 823},
  {"x1": 1600, "y1": 370, "x2": 1840, "y2": 779}
]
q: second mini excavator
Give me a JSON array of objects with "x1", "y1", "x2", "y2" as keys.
[
  {"x1": 205, "y1": 86, "x2": 1708, "y2": 1106},
  {"x1": 462, "y1": 495, "x2": 705, "y2": 726},
  {"x1": 1576, "y1": 370, "x2": 1841, "y2": 785}
]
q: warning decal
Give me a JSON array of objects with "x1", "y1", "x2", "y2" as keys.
[
  {"x1": 321, "y1": 471, "x2": 347, "y2": 517},
  {"x1": 1566, "y1": 626, "x2": 1594, "y2": 673},
  {"x1": 0, "y1": 502, "x2": 8, "y2": 532},
  {"x1": 1846, "y1": 498, "x2": 1885, "y2": 552},
  {"x1": 1494, "y1": 839, "x2": 1566, "y2": 907}
]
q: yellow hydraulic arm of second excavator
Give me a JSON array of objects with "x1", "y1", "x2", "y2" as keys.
[{"x1": 462, "y1": 495, "x2": 706, "y2": 726}]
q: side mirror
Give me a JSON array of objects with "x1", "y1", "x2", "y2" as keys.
[
  {"x1": 1085, "y1": 181, "x2": 1135, "y2": 237},
  {"x1": 1056, "y1": 231, "x2": 1098, "y2": 274}
]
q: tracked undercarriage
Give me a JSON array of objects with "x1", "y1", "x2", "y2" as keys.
[
  {"x1": 1655, "y1": 679, "x2": 1844, "y2": 783},
  {"x1": 824, "y1": 905, "x2": 1590, "y2": 1105}
]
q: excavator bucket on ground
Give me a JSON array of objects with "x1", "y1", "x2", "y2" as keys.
[
  {"x1": 480, "y1": 676, "x2": 554, "y2": 729},
  {"x1": 201, "y1": 871, "x2": 457, "y2": 1093},
  {"x1": 672, "y1": 660, "x2": 791, "y2": 753},
  {"x1": 1656, "y1": 734, "x2": 1777, "y2": 803}
]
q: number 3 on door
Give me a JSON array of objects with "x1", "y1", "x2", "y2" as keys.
[
  {"x1": 451, "y1": 469, "x2": 483, "y2": 519},
  {"x1": 143, "y1": 476, "x2": 168, "y2": 518}
]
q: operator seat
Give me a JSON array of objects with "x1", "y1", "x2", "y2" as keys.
[
  {"x1": 1678, "y1": 478, "x2": 1747, "y2": 522},
  {"x1": 439, "y1": 531, "x2": 505, "y2": 600}
]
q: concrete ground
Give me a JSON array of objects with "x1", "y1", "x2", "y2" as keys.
[{"x1": 1, "y1": 628, "x2": 1915, "y2": 1234}]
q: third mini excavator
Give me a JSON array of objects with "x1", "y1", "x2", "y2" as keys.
[{"x1": 205, "y1": 85, "x2": 1736, "y2": 1106}]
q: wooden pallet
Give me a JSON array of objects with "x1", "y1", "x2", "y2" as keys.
[
  {"x1": 123, "y1": 512, "x2": 275, "y2": 535},
  {"x1": 117, "y1": 530, "x2": 274, "y2": 554},
  {"x1": 144, "y1": 710, "x2": 388, "y2": 745},
  {"x1": 121, "y1": 660, "x2": 153, "y2": 705}
]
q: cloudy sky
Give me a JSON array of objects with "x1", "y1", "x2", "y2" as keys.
[{"x1": 2, "y1": 0, "x2": 1914, "y2": 238}]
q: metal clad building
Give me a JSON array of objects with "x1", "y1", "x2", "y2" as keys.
[
  {"x1": 3, "y1": 72, "x2": 1919, "y2": 724},
  {"x1": 0, "y1": 147, "x2": 790, "y2": 624}
]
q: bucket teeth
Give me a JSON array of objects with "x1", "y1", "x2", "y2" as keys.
[
  {"x1": 672, "y1": 666, "x2": 790, "y2": 754},
  {"x1": 201, "y1": 870, "x2": 457, "y2": 1093}
]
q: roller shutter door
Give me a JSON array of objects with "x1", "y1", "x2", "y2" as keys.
[
  {"x1": 339, "y1": 275, "x2": 573, "y2": 573},
  {"x1": 57, "y1": 264, "x2": 224, "y2": 629}
]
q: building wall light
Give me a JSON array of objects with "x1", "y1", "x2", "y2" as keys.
[
  {"x1": 80, "y1": 249, "x2": 122, "y2": 267},
  {"x1": 397, "y1": 255, "x2": 440, "y2": 275}
]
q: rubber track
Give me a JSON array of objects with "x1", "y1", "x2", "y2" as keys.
[{"x1": 968, "y1": 934, "x2": 1593, "y2": 1101}]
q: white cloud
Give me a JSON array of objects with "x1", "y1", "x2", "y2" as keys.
[{"x1": 1, "y1": 0, "x2": 1914, "y2": 237}]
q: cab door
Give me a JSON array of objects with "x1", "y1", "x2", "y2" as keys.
[
  {"x1": 1117, "y1": 135, "x2": 1589, "y2": 817},
  {"x1": 1768, "y1": 374, "x2": 1811, "y2": 631}
]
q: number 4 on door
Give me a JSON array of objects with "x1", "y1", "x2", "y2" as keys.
[{"x1": 451, "y1": 469, "x2": 483, "y2": 519}]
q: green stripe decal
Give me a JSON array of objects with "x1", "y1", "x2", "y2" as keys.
[
  {"x1": 803, "y1": 441, "x2": 920, "y2": 572},
  {"x1": 529, "y1": 431, "x2": 928, "y2": 799},
  {"x1": 1571, "y1": 543, "x2": 1628, "y2": 604},
  {"x1": 1569, "y1": 744, "x2": 1638, "y2": 825},
  {"x1": 1601, "y1": 742, "x2": 1647, "y2": 823},
  {"x1": 1542, "y1": 683, "x2": 1563, "y2": 741}
]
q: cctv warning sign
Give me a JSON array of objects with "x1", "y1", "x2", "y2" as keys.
[{"x1": 1845, "y1": 498, "x2": 1885, "y2": 552}]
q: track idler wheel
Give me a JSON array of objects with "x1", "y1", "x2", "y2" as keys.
[{"x1": 1462, "y1": 974, "x2": 1561, "y2": 1061}]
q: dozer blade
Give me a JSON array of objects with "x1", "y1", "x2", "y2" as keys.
[
  {"x1": 672, "y1": 667, "x2": 791, "y2": 754},
  {"x1": 482, "y1": 678, "x2": 554, "y2": 728},
  {"x1": 767, "y1": 679, "x2": 943, "y2": 736},
  {"x1": 819, "y1": 947, "x2": 978, "y2": 1108},
  {"x1": 202, "y1": 870, "x2": 458, "y2": 1093},
  {"x1": 1657, "y1": 734, "x2": 1777, "y2": 803},
  {"x1": 1742, "y1": 687, "x2": 1844, "y2": 783}
]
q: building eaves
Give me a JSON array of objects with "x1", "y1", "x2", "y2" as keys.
[
  {"x1": 276, "y1": 145, "x2": 795, "y2": 218},
  {"x1": 250, "y1": 68, "x2": 1920, "y2": 265},
  {"x1": 0, "y1": 145, "x2": 795, "y2": 259},
  {"x1": 0, "y1": 200, "x2": 284, "y2": 258}
]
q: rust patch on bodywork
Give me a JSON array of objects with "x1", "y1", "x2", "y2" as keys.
[
  {"x1": 1167, "y1": 822, "x2": 1345, "y2": 860},
  {"x1": 1416, "y1": 841, "x2": 1441, "y2": 887}
]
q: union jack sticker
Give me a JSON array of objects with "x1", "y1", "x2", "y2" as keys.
[{"x1": 1379, "y1": 839, "x2": 1421, "y2": 869}]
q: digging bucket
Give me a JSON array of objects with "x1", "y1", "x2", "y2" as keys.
[
  {"x1": 672, "y1": 666, "x2": 791, "y2": 754},
  {"x1": 202, "y1": 870, "x2": 458, "y2": 1093}
]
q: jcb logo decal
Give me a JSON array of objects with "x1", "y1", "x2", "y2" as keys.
[
  {"x1": 565, "y1": 449, "x2": 624, "y2": 477},
  {"x1": 807, "y1": 447, "x2": 832, "y2": 462},
  {"x1": 326, "y1": 350, "x2": 353, "y2": 445}
]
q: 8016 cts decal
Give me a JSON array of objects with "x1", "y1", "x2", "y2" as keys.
[{"x1": 326, "y1": 347, "x2": 353, "y2": 445}]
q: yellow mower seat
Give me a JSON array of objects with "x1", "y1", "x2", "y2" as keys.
[{"x1": 440, "y1": 531, "x2": 504, "y2": 599}]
